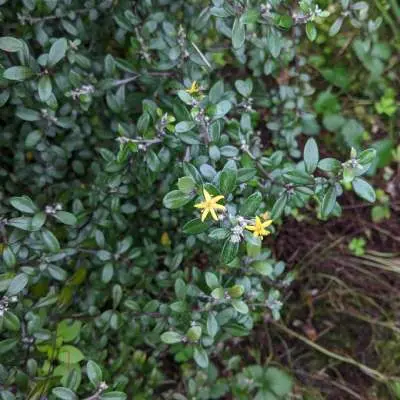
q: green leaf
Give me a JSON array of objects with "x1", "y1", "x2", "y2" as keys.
[
  {"x1": 16, "y1": 107, "x2": 40, "y2": 121},
  {"x1": 215, "y1": 100, "x2": 231, "y2": 118},
  {"x1": 100, "y1": 392, "x2": 127, "y2": 400},
  {"x1": 208, "y1": 228, "x2": 230, "y2": 240},
  {"x1": 0, "y1": 37, "x2": 23, "y2": 52},
  {"x1": 25, "y1": 130, "x2": 42, "y2": 148},
  {"x1": 207, "y1": 313, "x2": 219, "y2": 337},
  {"x1": 235, "y1": 79, "x2": 253, "y2": 97},
  {"x1": 318, "y1": 158, "x2": 341, "y2": 172},
  {"x1": 264, "y1": 367, "x2": 293, "y2": 397},
  {"x1": 3, "y1": 66, "x2": 34, "y2": 81},
  {"x1": 174, "y1": 278, "x2": 186, "y2": 299},
  {"x1": 52, "y1": 387, "x2": 78, "y2": 400},
  {"x1": 209, "y1": 80, "x2": 224, "y2": 104},
  {"x1": 305, "y1": 22, "x2": 317, "y2": 41},
  {"x1": 7, "y1": 216, "x2": 33, "y2": 231},
  {"x1": 352, "y1": 178, "x2": 375, "y2": 203},
  {"x1": 314, "y1": 90, "x2": 340, "y2": 115},
  {"x1": 227, "y1": 284, "x2": 244, "y2": 298},
  {"x1": 358, "y1": 149, "x2": 376, "y2": 166},
  {"x1": 321, "y1": 186, "x2": 337, "y2": 218},
  {"x1": 276, "y1": 15, "x2": 293, "y2": 29},
  {"x1": 175, "y1": 121, "x2": 196, "y2": 133},
  {"x1": 31, "y1": 212, "x2": 46, "y2": 231},
  {"x1": 284, "y1": 170, "x2": 314, "y2": 185},
  {"x1": 205, "y1": 272, "x2": 219, "y2": 289},
  {"x1": 38, "y1": 75, "x2": 52, "y2": 102},
  {"x1": 329, "y1": 17, "x2": 344, "y2": 36},
  {"x1": 232, "y1": 18, "x2": 245, "y2": 49},
  {"x1": 163, "y1": 190, "x2": 194, "y2": 209},
  {"x1": 252, "y1": 261, "x2": 273, "y2": 276},
  {"x1": 232, "y1": 299, "x2": 249, "y2": 314},
  {"x1": 241, "y1": 8, "x2": 260, "y2": 24},
  {"x1": 220, "y1": 169, "x2": 237, "y2": 195},
  {"x1": 193, "y1": 347, "x2": 209, "y2": 369},
  {"x1": 160, "y1": 331, "x2": 182, "y2": 344},
  {"x1": 57, "y1": 320, "x2": 82, "y2": 342},
  {"x1": 303, "y1": 138, "x2": 319, "y2": 173},
  {"x1": 7, "y1": 273, "x2": 28, "y2": 296},
  {"x1": 237, "y1": 168, "x2": 257, "y2": 183},
  {"x1": 211, "y1": 287, "x2": 224, "y2": 299},
  {"x1": 177, "y1": 176, "x2": 195, "y2": 194},
  {"x1": 271, "y1": 194, "x2": 287, "y2": 219},
  {"x1": 0, "y1": 90, "x2": 10, "y2": 107},
  {"x1": 342, "y1": 166, "x2": 356, "y2": 184},
  {"x1": 57, "y1": 345, "x2": 85, "y2": 364},
  {"x1": 220, "y1": 145, "x2": 239, "y2": 157},
  {"x1": 3, "y1": 311, "x2": 21, "y2": 331},
  {"x1": 267, "y1": 32, "x2": 282, "y2": 58},
  {"x1": 186, "y1": 325, "x2": 202, "y2": 342},
  {"x1": 41, "y1": 229, "x2": 61, "y2": 252},
  {"x1": 3, "y1": 246, "x2": 16, "y2": 267},
  {"x1": 239, "y1": 191, "x2": 262, "y2": 216},
  {"x1": 48, "y1": 38, "x2": 68, "y2": 67},
  {"x1": 86, "y1": 360, "x2": 103, "y2": 387},
  {"x1": 54, "y1": 211, "x2": 77, "y2": 226},
  {"x1": 323, "y1": 114, "x2": 346, "y2": 132},
  {"x1": 48, "y1": 265, "x2": 67, "y2": 281},
  {"x1": 221, "y1": 238, "x2": 239, "y2": 264},
  {"x1": 0, "y1": 338, "x2": 18, "y2": 354},
  {"x1": 183, "y1": 218, "x2": 209, "y2": 234},
  {"x1": 10, "y1": 196, "x2": 37, "y2": 214}
]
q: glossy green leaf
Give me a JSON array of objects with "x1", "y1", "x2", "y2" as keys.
[
  {"x1": 3, "y1": 66, "x2": 34, "y2": 81},
  {"x1": 232, "y1": 18, "x2": 245, "y2": 49},
  {"x1": 52, "y1": 387, "x2": 78, "y2": 400},
  {"x1": 303, "y1": 138, "x2": 319, "y2": 173},
  {"x1": 86, "y1": 360, "x2": 103, "y2": 387},
  {"x1": 163, "y1": 190, "x2": 194, "y2": 209},
  {"x1": 48, "y1": 38, "x2": 68, "y2": 67},
  {"x1": 321, "y1": 186, "x2": 337, "y2": 218},
  {"x1": 221, "y1": 238, "x2": 239, "y2": 264},
  {"x1": 160, "y1": 331, "x2": 182, "y2": 344},
  {"x1": 10, "y1": 196, "x2": 37, "y2": 214},
  {"x1": 0, "y1": 36, "x2": 23, "y2": 52},
  {"x1": 38, "y1": 75, "x2": 52, "y2": 102},
  {"x1": 193, "y1": 347, "x2": 209, "y2": 368},
  {"x1": 352, "y1": 178, "x2": 375, "y2": 203}
]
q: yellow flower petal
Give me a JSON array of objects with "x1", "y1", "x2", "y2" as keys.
[
  {"x1": 203, "y1": 188, "x2": 211, "y2": 201},
  {"x1": 245, "y1": 225, "x2": 256, "y2": 232},
  {"x1": 213, "y1": 203, "x2": 226, "y2": 210},
  {"x1": 212, "y1": 195, "x2": 225, "y2": 203},
  {"x1": 201, "y1": 208, "x2": 209, "y2": 222},
  {"x1": 194, "y1": 202, "x2": 206, "y2": 209},
  {"x1": 261, "y1": 219, "x2": 273, "y2": 228},
  {"x1": 210, "y1": 209, "x2": 218, "y2": 221}
]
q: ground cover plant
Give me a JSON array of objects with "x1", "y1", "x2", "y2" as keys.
[{"x1": 0, "y1": 0, "x2": 399, "y2": 399}]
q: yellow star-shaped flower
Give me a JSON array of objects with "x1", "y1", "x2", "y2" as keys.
[
  {"x1": 245, "y1": 216, "x2": 272, "y2": 238},
  {"x1": 194, "y1": 189, "x2": 225, "y2": 222},
  {"x1": 185, "y1": 81, "x2": 200, "y2": 95}
]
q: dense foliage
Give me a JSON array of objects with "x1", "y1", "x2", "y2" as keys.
[{"x1": 0, "y1": 0, "x2": 397, "y2": 399}]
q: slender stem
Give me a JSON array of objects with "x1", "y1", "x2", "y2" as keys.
[
  {"x1": 19, "y1": 9, "x2": 90, "y2": 24},
  {"x1": 373, "y1": 0, "x2": 399, "y2": 38},
  {"x1": 271, "y1": 321, "x2": 388, "y2": 382},
  {"x1": 389, "y1": 0, "x2": 400, "y2": 22},
  {"x1": 116, "y1": 137, "x2": 162, "y2": 145}
]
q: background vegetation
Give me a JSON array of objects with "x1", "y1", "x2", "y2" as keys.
[{"x1": 0, "y1": 0, "x2": 399, "y2": 399}]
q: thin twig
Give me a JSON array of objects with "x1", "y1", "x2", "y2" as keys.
[{"x1": 272, "y1": 321, "x2": 388, "y2": 382}]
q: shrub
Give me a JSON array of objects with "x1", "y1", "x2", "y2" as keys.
[{"x1": 0, "y1": 0, "x2": 377, "y2": 398}]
